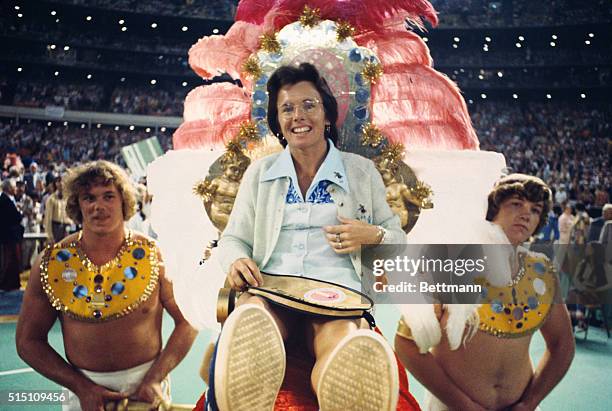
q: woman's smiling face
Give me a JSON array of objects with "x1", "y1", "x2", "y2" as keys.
[{"x1": 277, "y1": 81, "x2": 329, "y2": 152}]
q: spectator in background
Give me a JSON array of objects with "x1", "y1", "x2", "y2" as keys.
[
  {"x1": 558, "y1": 204, "x2": 574, "y2": 245},
  {"x1": 0, "y1": 178, "x2": 23, "y2": 291},
  {"x1": 43, "y1": 176, "x2": 73, "y2": 244}
]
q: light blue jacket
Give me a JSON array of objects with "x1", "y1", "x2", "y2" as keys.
[{"x1": 217, "y1": 149, "x2": 405, "y2": 278}]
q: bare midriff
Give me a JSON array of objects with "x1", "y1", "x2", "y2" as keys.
[
  {"x1": 60, "y1": 290, "x2": 163, "y2": 372},
  {"x1": 432, "y1": 311, "x2": 534, "y2": 409}
]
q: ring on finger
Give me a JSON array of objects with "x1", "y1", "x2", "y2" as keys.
[{"x1": 337, "y1": 241, "x2": 343, "y2": 249}]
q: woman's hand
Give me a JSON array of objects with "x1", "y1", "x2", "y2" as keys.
[
  {"x1": 323, "y1": 216, "x2": 381, "y2": 254},
  {"x1": 228, "y1": 258, "x2": 263, "y2": 290}
]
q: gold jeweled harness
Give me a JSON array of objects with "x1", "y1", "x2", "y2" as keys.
[
  {"x1": 40, "y1": 231, "x2": 160, "y2": 322},
  {"x1": 477, "y1": 253, "x2": 557, "y2": 338}
]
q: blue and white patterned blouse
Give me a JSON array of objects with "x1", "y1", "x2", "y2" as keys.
[{"x1": 260, "y1": 141, "x2": 360, "y2": 290}]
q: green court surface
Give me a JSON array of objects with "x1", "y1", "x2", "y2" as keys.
[{"x1": 0, "y1": 304, "x2": 610, "y2": 410}]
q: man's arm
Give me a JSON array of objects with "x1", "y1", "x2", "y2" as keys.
[
  {"x1": 511, "y1": 303, "x2": 575, "y2": 410},
  {"x1": 15, "y1": 252, "x2": 126, "y2": 411},
  {"x1": 134, "y1": 259, "x2": 198, "y2": 404}
]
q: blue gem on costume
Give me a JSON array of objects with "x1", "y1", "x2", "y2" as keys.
[
  {"x1": 491, "y1": 300, "x2": 503, "y2": 313},
  {"x1": 56, "y1": 249, "x2": 72, "y2": 262},
  {"x1": 353, "y1": 106, "x2": 368, "y2": 120},
  {"x1": 349, "y1": 48, "x2": 362, "y2": 62},
  {"x1": 354, "y1": 73, "x2": 364, "y2": 86},
  {"x1": 93, "y1": 310, "x2": 102, "y2": 319},
  {"x1": 257, "y1": 122, "x2": 268, "y2": 136},
  {"x1": 269, "y1": 53, "x2": 282, "y2": 62},
  {"x1": 252, "y1": 107, "x2": 267, "y2": 120},
  {"x1": 355, "y1": 88, "x2": 370, "y2": 103},
  {"x1": 528, "y1": 296, "x2": 538, "y2": 309},
  {"x1": 132, "y1": 247, "x2": 145, "y2": 260},
  {"x1": 111, "y1": 282, "x2": 125, "y2": 295},
  {"x1": 73, "y1": 285, "x2": 88, "y2": 299},
  {"x1": 533, "y1": 262, "x2": 546, "y2": 275},
  {"x1": 253, "y1": 90, "x2": 267, "y2": 105},
  {"x1": 255, "y1": 75, "x2": 268, "y2": 87},
  {"x1": 512, "y1": 307, "x2": 524, "y2": 320},
  {"x1": 124, "y1": 267, "x2": 137, "y2": 280}
]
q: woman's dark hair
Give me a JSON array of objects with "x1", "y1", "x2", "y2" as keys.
[
  {"x1": 267, "y1": 63, "x2": 339, "y2": 147},
  {"x1": 486, "y1": 173, "x2": 552, "y2": 233}
]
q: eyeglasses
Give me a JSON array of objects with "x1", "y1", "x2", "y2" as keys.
[{"x1": 278, "y1": 99, "x2": 321, "y2": 118}]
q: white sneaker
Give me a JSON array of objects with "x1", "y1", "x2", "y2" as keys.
[
  {"x1": 214, "y1": 304, "x2": 286, "y2": 411},
  {"x1": 317, "y1": 329, "x2": 399, "y2": 411}
]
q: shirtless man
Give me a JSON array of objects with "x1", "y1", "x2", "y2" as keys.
[
  {"x1": 16, "y1": 160, "x2": 198, "y2": 411},
  {"x1": 395, "y1": 174, "x2": 575, "y2": 410}
]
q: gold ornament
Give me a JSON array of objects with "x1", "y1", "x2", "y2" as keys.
[
  {"x1": 336, "y1": 21, "x2": 356, "y2": 42},
  {"x1": 193, "y1": 179, "x2": 213, "y2": 203},
  {"x1": 360, "y1": 123, "x2": 385, "y2": 147},
  {"x1": 362, "y1": 61, "x2": 383, "y2": 84},
  {"x1": 242, "y1": 56, "x2": 262, "y2": 78},
  {"x1": 237, "y1": 121, "x2": 260, "y2": 143},
  {"x1": 259, "y1": 32, "x2": 281, "y2": 54},
  {"x1": 380, "y1": 142, "x2": 405, "y2": 167},
  {"x1": 409, "y1": 180, "x2": 434, "y2": 209},
  {"x1": 299, "y1": 5, "x2": 321, "y2": 28},
  {"x1": 225, "y1": 139, "x2": 243, "y2": 157}
]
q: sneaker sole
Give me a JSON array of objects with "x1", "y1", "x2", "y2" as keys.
[
  {"x1": 214, "y1": 304, "x2": 286, "y2": 411},
  {"x1": 317, "y1": 330, "x2": 399, "y2": 411}
]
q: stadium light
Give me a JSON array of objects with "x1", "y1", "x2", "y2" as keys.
[
  {"x1": 460, "y1": 68, "x2": 465, "y2": 73},
  {"x1": 161, "y1": 127, "x2": 167, "y2": 132},
  {"x1": 120, "y1": 77, "x2": 126, "y2": 82},
  {"x1": 121, "y1": 27, "x2": 127, "y2": 32},
  {"x1": 485, "y1": 36, "x2": 491, "y2": 42},
  {"x1": 146, "y1": 128, "x2": 151, "y2": 133},
  {"x1": 129, "y1": 125, "x2": 135, "y2": 131},
  {"x1": 515, "y1": 43, "x2": 522, "y2": 48},
  {"x1": 63, "y1": 122, "x2": 68, "y2": 126},
  {"x1": 151, "y1": 22, "x2": 158, "y2": 28},
  {"x1": 81, "y1": 124, "x2": 86, "y2": 129},
  {"x1": 453, "y1": 36, "x2": 460, "y2": 42},
  {"x1": 468, "y1": 99, "x2": 474, "y2": 104},
  {"x1": 17, "y1": 67, "x2": 22, "y2": 72},
  {"x1": 497, "y1": 71, "x2": 503, "y2": 77},
  {"x1": 585, "y1": 40, "x2": 591, "y2": 45},
  {"x1": 14, "y1": 6, "x2": 19, "y2": 10},
  {"x1": 482, "y1": 45, "x2": 488, "y2": 52},
  {"x1": 51, "y1": 11, "x2": 57, "y2": 16},
  {"x1": 47, "y1": 122, "x2": 52, "y2": 126},
  {"x1": 119, "y1": 19, "x2": 125, "y2": 25},
  {"x1": 478, "y1": 74, "x2": 484, "y2": 80},
  {"x1": 546, "y1": 94, "x2": 552, "y2": 99},
  {"x1": 96, "y1": 124, "x2": 101, "y2": 128},
  {"x1": 54, "y1": 71, "x2": 59, "y2": 76},
  {"x1": 550, "y1": 42, "x2": 556, "y2": 47},
  {"x1": 49, "y1": 44, "x2": 56, "y2": 49},
  {"x1": 580, "y1": 93, "x2": 586, "y2": 99},
  {"x1": 518, "y1": 36, "x2": 524, "y2": 41},
  {"x1": 55, "y1": 18, "x2": 59, "y2": 23},
  {"x1": 588, "y1": 33, "x2": 594, "y2": 38},
  {"x1": 452, "y1": 44, "x2": 458, "y2": 49},
  {"x1": 86, "y1": 74, "x2": 92, "y2": 79},
  {"x1": 213, "y1": 28, "x2": 219, "y2": 34},
  {"x1": 422, "y1": 37, "x2": 428, "y2": 42},
  {"x1": 115, "y1": 126, "x2": 120, "y2": 131},
  {"x1": 551, "y1": 34, "x2": 557, "y2": 39},
  {"x1": 86, "y1": 16, "x2": 92, "y2": 21},
  {"x1": 64, "y1": 46, "x2": 70, "y2": 51},
  {"x1": 150, "y1": 79, "x2": 157, "y2": 85},
  {"x1": 480, "y1": 93, "x2": 487, "y2": 99},
  {"x1": 17, "y1": 13, "x2": 23, "y2": 18},
  {"x1": 182, "y1": 26, "x2": 188, "y2": 32},
  {"x1": 182, "y1": 81, "x2": 188, "y2": 86},
  {"x1": 512, "y1": 94, "x2": 518, "y2": 99}
]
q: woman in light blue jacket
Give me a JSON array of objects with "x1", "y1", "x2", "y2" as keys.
[{"x1": 212, "y1": 63, "x2": 405, "y2": 411}]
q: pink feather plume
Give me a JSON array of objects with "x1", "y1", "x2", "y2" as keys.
[
  {"x1": 173, "y1": 83, "x2": 251, "y2": 149},
  {"x1": 237, "y1": 0, "x2": 438, "y2": 33},
  {"x1": 188, "y1": 35, "x2": 251, "y2": 81},
  {"x1": 355, "y1": 30, "x2": 432, "y2": 67},
  {"x1": 371, "y1": 64, "x2": 478, "y2": 150}
]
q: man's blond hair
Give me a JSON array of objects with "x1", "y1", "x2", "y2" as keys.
[{"x1": 64, "y1": 161, "x2": 137, "y2": 224}]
